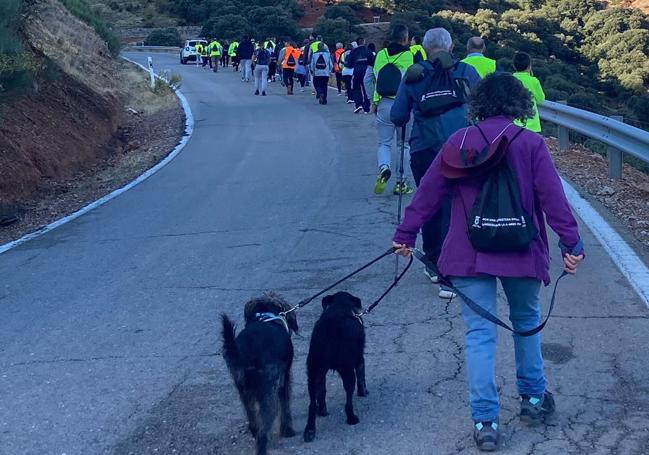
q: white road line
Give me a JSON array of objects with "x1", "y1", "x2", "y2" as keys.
[
  {"x1": 562, "y1": 179, "x2": 649, "y2": 307},
  {"x1": 0, "y1": 56, "x2": 194, "y2": 255}
]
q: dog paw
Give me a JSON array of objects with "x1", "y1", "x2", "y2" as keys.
[
  {"x1": 303, "y1": 428, "x2": 316, "y2": 442},
  {"x1": 346, "y1": 415, "x2": 360, "y2": 425},
  {"x1": 281, "y1": 427, "x2": 296, "y2": 438},
  {"x1": 357, "y1": 387, "x2": 369, "y2": 397}
]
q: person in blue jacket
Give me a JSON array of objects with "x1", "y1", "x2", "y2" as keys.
[{"x1": 390, "y1": 27, "x2": 481, "y2": 300}]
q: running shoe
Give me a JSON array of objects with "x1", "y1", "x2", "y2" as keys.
[
  {"x1": 392, "y1": 181, "x2": 414, "y2": 195},
  {"x1": 254, "y1": 90, "x2": 259, "y2": 95},
  {"x1": 354, "y1": 106, "x2": 363, "y2": 113},
  {"x1": 373, "y1": 166, "x2": 392, "y2": 194},
  {"x1": 520, "y1": 391, "x2": 556, "y2": 425},
  {"x1": 423, "y1": 266, "x2": 440, "y2": 284},
  {"x1": 346, "y1": 99, "x2": 354, "y2": 104},
  {"x1": 439, "y1": 287, "x2": 457, "y2": 299},
  {"x1": 473, "y1": 420, "x2": 499, "y2": 452}
]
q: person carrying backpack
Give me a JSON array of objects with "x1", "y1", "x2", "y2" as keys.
[
  {"x1": 237, "y1": 36, "x2": 254, "y2": 82},
  {"x1": 333, "y1": 42, "x2": 345, "y2": 95},
  {"x1": 392, "y1": 73, "x2": 584, "y2": 452},
  {"x1": 372, "y1": 25, "x2": 414, "y2": 196},
  {"x1": 253, "y1": 44, "x2": 271, "y2": 96},
  {"x1": 390, "y1": 27, "x2": 481, "y2": 299},
  {"x1": 345, "y1": 37, "x2": 373, "y2": 113},
  {"x1": 281, "y1": 40, "x2": 300, "y2": 95},
  {"x1": 410, "y1": 36, "x2": 427, "y2": 64},
  {"x1": 310, "y1": 42, "x2": 333, "y2": 105},
  {"x1": 340, "y1": 44, "x2": 354, "y2": 103},
  {"x1": 229, "y1": 40, "x2": 239, "y2": 71},
  {"x1": 208, "y1": 38, "x2": 222, "y2": 72}
]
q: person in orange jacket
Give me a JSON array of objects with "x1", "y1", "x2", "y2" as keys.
[
  {"x1": 332, "y1": 42, "x2": 345, "y2": 95},
  {"x1": 281, "y1": 40, "x2": 301, "y2": 95}
]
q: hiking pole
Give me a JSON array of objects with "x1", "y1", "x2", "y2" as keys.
[{"x1": 394, "y1": 125, "x2": 407, "y2": 283}]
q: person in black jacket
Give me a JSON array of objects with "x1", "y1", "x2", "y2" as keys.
[
  {"x1": 345, "y1": 37, "x2": 373, "y2": 113},
  {"x1": 237, "y1": 36, "x2": 254, "y2": 82}
]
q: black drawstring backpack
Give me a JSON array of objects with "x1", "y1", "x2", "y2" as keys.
[{"x1": 462, "y1": 125, "x2": 539, "y2": 252}]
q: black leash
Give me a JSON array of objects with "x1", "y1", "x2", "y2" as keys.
[
  {"x1": 280, "y1": 247, "x2": 412, "y2": 317},
  {"x1": 411, "y1": 248, "x2": 567, "y2": 337}
]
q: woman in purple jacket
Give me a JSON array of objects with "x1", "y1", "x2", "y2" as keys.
[{"x1": 392, "y1": 74, "x2": 584, "y2": 451}]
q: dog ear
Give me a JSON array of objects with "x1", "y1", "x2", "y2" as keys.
[{"x1": 322, "y1": 294, "x2": 335, "y2": 309}]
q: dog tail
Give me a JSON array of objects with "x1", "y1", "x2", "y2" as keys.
[{"x1": 221, "y1": 314, "x2": 239, "y2": 369}]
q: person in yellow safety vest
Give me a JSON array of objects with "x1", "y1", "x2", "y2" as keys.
[
  {"x1": 229, "y1": 41, "x2": 239, "y2": 71},
  {"x1": 410, "y1": 36, "x2": 427, "y2": 64},
  {"x1": 199, "y1": 41, "x2": 209, "y2": 68},
  {"x1": 209, "y1": 39, "x2": 222, "y2": 72},
  {"x1": 195, "y1": 42, "x2": 204, "y2": 66},
  {"x1": 512, "y1": 52, "x2": 546, "y2": 133},
  {"x1": 263, "y1": 39, "x2": 276, "y2": 51},
  {"x1": 461, "y1": 36, "x2": 497, "y2": 78}
]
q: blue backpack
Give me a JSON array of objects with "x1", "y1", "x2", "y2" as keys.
[{"x1": 256, "y1": 48, "x2": 270, "y2": 65}]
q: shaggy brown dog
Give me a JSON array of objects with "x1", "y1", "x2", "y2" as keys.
[{"x1": 222, "y1": 293, "x2": 298, "y2": 455}]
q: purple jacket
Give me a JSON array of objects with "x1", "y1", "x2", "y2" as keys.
[{"x1": 393, "y1": 116, "x2": 583, "y2": 284}]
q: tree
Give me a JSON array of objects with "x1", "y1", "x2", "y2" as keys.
[
  {"x1": 144, "y1": 27, "x2": 182, "y2": 46},
  {"x1": 316, "y1": 17, "x2": 358, "y2": 49},
  {"x1": 324, "y1": 5, "x2": 361, "y2": 25},
  {"x1": 201, "y1": 14, "x2": 251, "y2": 40}
]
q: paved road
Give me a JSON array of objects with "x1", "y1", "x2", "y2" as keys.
[{"x1": 2, "y1": 53, "x2": 649, "y2": 455}]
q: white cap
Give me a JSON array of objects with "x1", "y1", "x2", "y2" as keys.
[{"x1": 351, "y1": 41, "x2": 358, "y2": 48}]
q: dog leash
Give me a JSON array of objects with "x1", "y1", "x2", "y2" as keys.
[
  {"x1": 410, "y1": 248, "x2": 567, "y2": 337},
  {"x1": 280, "y1": 247, "x2": 413, "y2": 317}
]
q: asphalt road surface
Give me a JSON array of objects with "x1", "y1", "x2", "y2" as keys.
[{"x1": 1, "y1": 53, "x2": 649, "y2": 455}]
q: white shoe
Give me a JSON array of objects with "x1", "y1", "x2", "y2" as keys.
[
  {"x1": 423, "y1": 267, "x2": 440, "y2": 284},
  {"x1": 438, "y1": 288, "x2": 457, "y2": 300}
]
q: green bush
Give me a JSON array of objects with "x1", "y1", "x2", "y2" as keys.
[
  {"x1": 144, "y1": 27, "x2": 182, "y2": 46},
  {"x1": 59, "y1": 0, "x2": 121, "y2": 56}
]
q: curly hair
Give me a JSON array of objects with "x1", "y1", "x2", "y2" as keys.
[{"x1": 469, "y1": 73, "x2": 534, "y2": 123}]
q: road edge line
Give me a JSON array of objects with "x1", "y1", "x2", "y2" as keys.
[
  {"x1": 562, "y1": 178, "x2": 649, "y2": 308},
  {"x1": 0, "y1": 56, "x2": 194, "y2": 255}
]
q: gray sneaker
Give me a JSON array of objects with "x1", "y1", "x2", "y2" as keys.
[
  {"x1": 473, "y1": 420, "x2": 499, "y2": 452},
  {"x1": 520, "y1": 391, "x2": 556, "y2": 425}
]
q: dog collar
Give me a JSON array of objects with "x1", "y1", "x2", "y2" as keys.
[{"x1": 255, "y1": 312, "x2": 289, "y2": 333}]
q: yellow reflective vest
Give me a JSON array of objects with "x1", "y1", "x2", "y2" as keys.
[{"x1": 209, "y1": 41, "x2": 222, "y2": 57}]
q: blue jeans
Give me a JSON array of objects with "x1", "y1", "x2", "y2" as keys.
[{"x1": 452, "y1": 276, "x2": 546, "y2": 422}]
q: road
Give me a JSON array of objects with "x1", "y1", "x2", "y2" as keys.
[{"x1": 1, "y1": 52, "x2": 648, "y2": 455}]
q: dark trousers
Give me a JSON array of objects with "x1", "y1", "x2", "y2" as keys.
[
  {"x1": 297, "y1": 73, "x2": 306, "y2": 87},
  {"x1": 335, "y1": 72, "x2": 343, "y2": 92},
  {"x1": 352, "y1": 70, "x2": 370, "y2": 112},
  {"x1": 283, "y1": 68, "x2": 295, "y2": 88},
  {"x1": 343, "y1": 75, "x2": 353, "y2": 101},
  {"x1": 313, "y1": 76, "x2": 329, "y2": 102},
  {"x1": 410, "y1": 148, "x2": 451, "y2": 266},
  {"x1": 202, "y1": 56, "x2": 209, "y2": 67}
]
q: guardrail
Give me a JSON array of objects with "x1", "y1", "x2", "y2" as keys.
[
  {"x1": 539, "y1": 100, "x2": 649, "y2": 179},
  {"x1": 123, "y1": 45, "x2": 180, "y2": 53}
]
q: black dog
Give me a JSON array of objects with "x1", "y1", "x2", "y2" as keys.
[
  {"x1": 222, "y1": 293, "x2": 298, "y2": 455},
  {"x1": 303, "y1": 291, "x2": 368, "y2": 442}
]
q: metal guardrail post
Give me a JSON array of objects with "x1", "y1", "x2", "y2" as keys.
[
  {"x1": 608, "y1": 115, "x2": 624, "y2": 179},
  {"x1": 557, "y1": 100, "x2": 570, "y2": 152}
]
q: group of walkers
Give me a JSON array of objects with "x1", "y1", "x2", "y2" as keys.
[{"x1": 192, "y1": 24, "x2": 582, "y2": 453}]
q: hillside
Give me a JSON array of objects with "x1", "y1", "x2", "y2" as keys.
[
  {"x1": 86, "y1": 0, "x2": 177, "y2": 27},
  {"x1": 0, "y1": 0, "x2": 183, "y2": 236}
]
